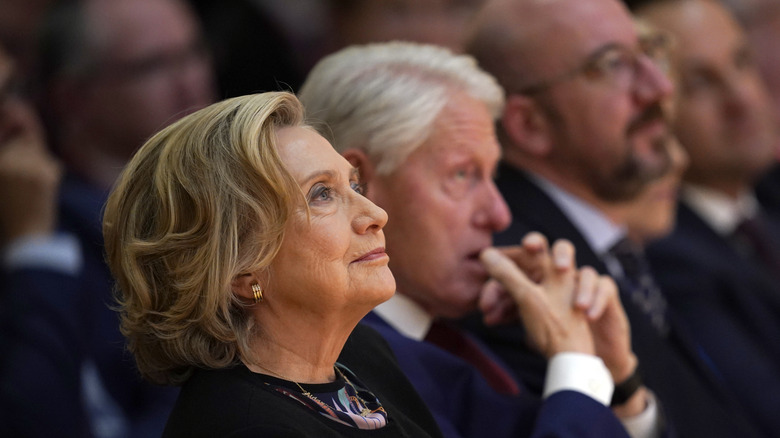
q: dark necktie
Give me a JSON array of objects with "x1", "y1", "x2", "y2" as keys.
[
  {"x1": 425, "y1": 321, "x2": 520, "y2": 395},
  {"x1": 609, "y1": 238, "x2": 670, "y2": 336},
  {"x1": 731, "y1": 214, "x2": 780, "y2": 282}
]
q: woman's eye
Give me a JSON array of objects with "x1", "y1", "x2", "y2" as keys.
[
  {"x1": 351, "y1": 181, "x2": 365, "y2": 195},
  {"x1": 454, "y1": 169, "x2": 470, "y2": 180},
  {"x1": 310, "y1": 185, "x2": 333, "y2": 203}
]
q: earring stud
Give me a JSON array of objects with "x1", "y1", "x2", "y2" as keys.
[{"x1": 251, "y1": 283, "x2": 263, "y2": 303}]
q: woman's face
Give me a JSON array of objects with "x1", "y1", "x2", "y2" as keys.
[{"x1": 265, "y1": 127, "x2": 395, "y2": 318}]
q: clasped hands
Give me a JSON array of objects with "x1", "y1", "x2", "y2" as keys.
[{"x1": 479, "y1": 232, "x2": 645, "y2": 414}]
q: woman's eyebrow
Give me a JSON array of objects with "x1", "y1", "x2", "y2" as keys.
[{"x1": 301, "y1": 169, "x2": 337, "y2": 186}]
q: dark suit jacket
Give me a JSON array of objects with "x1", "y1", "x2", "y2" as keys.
[
  {"x1": 647, "y1": 201, "x2": 780, "y2": 435},
  {"x1": 361, "y1": 312, "x2": 630, "y2": 438},
  {"x1": 756, "y1": 163, "x2": 780, "y2": 219},
  {"x1": 0, "y1": 175, "x2": 177, "y2": 437},
  {"x1": 463, "y1": 164, "x2": 762, "y2": 437},
  {"x1": 0, "y1": 269, "x2": 92, "y2": 436},
  {"x1": 163, "y1": 324, "x2": 443, "y2": 438}
]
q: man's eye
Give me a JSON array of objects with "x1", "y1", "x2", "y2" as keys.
[
  {"x1": 599, "y1": 51, "x2": 632, "y2": 74},
  {"x1": 682, "y1": 71, "x2": 718, "y2": 95}
]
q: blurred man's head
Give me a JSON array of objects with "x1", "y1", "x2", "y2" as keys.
[
  {"x1": 468, "y1": 0, "x2": 675, "y2": 208},
  {"x1": 634, "y1": 0, "x2": 779, "y2": 196},
  {"x1": 0, "y1": 0, "x2": 54, "y2": 80},
  {"x1": 0, "y1": 42, "x2": 60, "y2": 246},
  {"x1": 300, "y1": 42, "x2": 511, "y2": 318},
  {"x1": 39, "y1": 0, "x2": 216, "y2": 189},
  {"x1": 0, "y1": 42, "x2": 44, "y2": 152},
  {"x1": 720, "y1": 0, "x2": 780, "y2": 120},
  {"x1": 328, "y1": 0, "x2": 487, "y2": 53}
]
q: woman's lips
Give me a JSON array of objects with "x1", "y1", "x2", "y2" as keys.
[{"x1": 352, "y1": 248, "x2": 388, "y2": 263}]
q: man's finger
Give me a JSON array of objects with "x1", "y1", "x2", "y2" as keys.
[
  {"x1": 480, "y1": 247, "x2": 549, "y2": 318},
  {"x1": 588, "y1": 276, "x2": 619, "y2": 320},
  {"x1": 574, "y1": 266, "x2": 599, "y2": 310}
]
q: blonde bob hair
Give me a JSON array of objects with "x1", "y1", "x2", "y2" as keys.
[{"x1": 103, "y1": 92, "x2": 305, "y2": 385}]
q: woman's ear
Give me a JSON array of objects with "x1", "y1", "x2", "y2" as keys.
[
  {"x1": 341, "y1": 148, "x2": 378, "y2": 198},
  {"x1": 231, "y1": 273, "x2": 262, "y2": 302},
  {"x1": 502, "y1": 94, "x2": 553, "y2": 157}
]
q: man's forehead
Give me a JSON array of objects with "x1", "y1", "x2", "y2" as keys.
[
  {"x1": 642, "y1": 0, "x2": 745, "y2": 65},
  {"x1": 539, "y1": 0, "x2": 638, "y2": 57},
  {"x1": 420, "y1": 126, "x2": 501, "y2": 166}
]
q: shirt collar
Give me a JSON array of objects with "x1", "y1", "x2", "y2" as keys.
[
  {"x1": 529, "y1": 173, "x2": 626, "y2": 255},
  {"x1": 681, "y1": 184, "x2": 759, "y2": 235},
  {"x1": 373, "y1": 293, "x2": 433, "y2": 341}
]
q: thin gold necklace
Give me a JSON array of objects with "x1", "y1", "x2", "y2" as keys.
[
  {"x1": 250, "y1": 362, "x2": 321, "y2": 398},
  {"x1": 251, "y1": 362, "x2": 375, "y2": 416}
]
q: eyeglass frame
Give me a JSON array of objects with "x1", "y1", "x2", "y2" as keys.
[{"x1": 513, "y1": 30, "x2": 675, "y2": 95}]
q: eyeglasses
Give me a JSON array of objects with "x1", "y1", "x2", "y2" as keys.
[{"x1": 515, "y1": 31, "x2": 675, "y2": 95}]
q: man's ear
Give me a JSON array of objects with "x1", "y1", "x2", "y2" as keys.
[
  {"x1": 341, "y1": 148, "x2": 378, "y2": 197},
  {"x1": 501, "y1": 94, "x2": 553, "y2": 157}
]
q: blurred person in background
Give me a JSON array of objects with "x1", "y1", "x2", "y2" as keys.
[
  {"x1": 1, "y1": 0, "x2": 216, "y2": 436},
  {"x1": 463, "y1": 0, "x2": 763, "y2": 435},
  {"x1": 326, "y1": 0, "x2": 487, "y2": 53},
  {"x1": 187, "y1": 0, "x2": 305, "y2": 96},
  {"x1": 0, "y1": 0, "x2": 55, "y2": 83},
  {"x1": 627, "y1": 0, "x2": 780, "y2": 434},
  {"x1": 719, "y1": 0, "x2": 780, "y2": 218},
  {"x1": 182, "y1": 0, "x2": 488, "y2": 98}
]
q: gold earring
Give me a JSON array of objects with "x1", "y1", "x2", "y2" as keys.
[{"x1": 251, "y1": 283, "x2": 263, "y2": 303}]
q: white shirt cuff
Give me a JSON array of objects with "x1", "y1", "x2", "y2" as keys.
[
  {"x1": 543, "y1": 352, "x2": 614, "y2": 406},
  {"x1": 621, "y1": 389, "x2": 662, "y2": 438},
  {"x1": 3, "y1": 233, "x2": 83, "y2": 276}
]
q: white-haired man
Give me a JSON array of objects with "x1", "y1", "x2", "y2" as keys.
[{"x1": 300, "y1": 41, "x2": 660, "y2": 438}]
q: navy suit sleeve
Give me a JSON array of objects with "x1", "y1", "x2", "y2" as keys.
[
  {"x1": 361, "y1": 314, "x2": 629, "y2": 438},
  {"x1": 649, "y1": 250, "x2": 780, "y2": 437},
  {"x1": 0, "y1": 267, "x2": 92, "y2": 436}
]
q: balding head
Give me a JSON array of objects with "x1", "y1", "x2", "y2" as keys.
[
  {"x1": 467, "y1": 0, "x2": 637, "y2": 93},
  {"x1": 466, "y1": 0, "x2": 675, "y2": 205}
]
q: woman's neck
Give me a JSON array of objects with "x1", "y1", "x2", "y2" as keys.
[{"x1": 246, "y1": 312, "x2": 358, "y2": 384}]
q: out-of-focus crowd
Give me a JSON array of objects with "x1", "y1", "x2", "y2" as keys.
[{"x1": 2, "y1": 0, "x2": 780, "y2": 437}]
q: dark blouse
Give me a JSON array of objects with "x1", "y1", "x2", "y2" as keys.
[{"x1": 162, "y1": 324, "x2": 443, "y2": 437}]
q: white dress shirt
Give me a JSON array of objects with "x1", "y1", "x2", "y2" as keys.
[
  {"x1": 525, "y1": 173, "x2": 662, "y2": 438},
  {"x1": 374, "y1": 294, "x2": 614, "y2": 404},
  {"x1": 3, "y1": 233, "x2": 82, "y2": 275},
  {"x1": 681, "y1": 184, "x2": 759, "y2": 237}
]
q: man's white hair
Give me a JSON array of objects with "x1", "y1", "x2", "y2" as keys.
[{"x1": 299, "y1": 41, "x2": 505, "y2": 175}]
